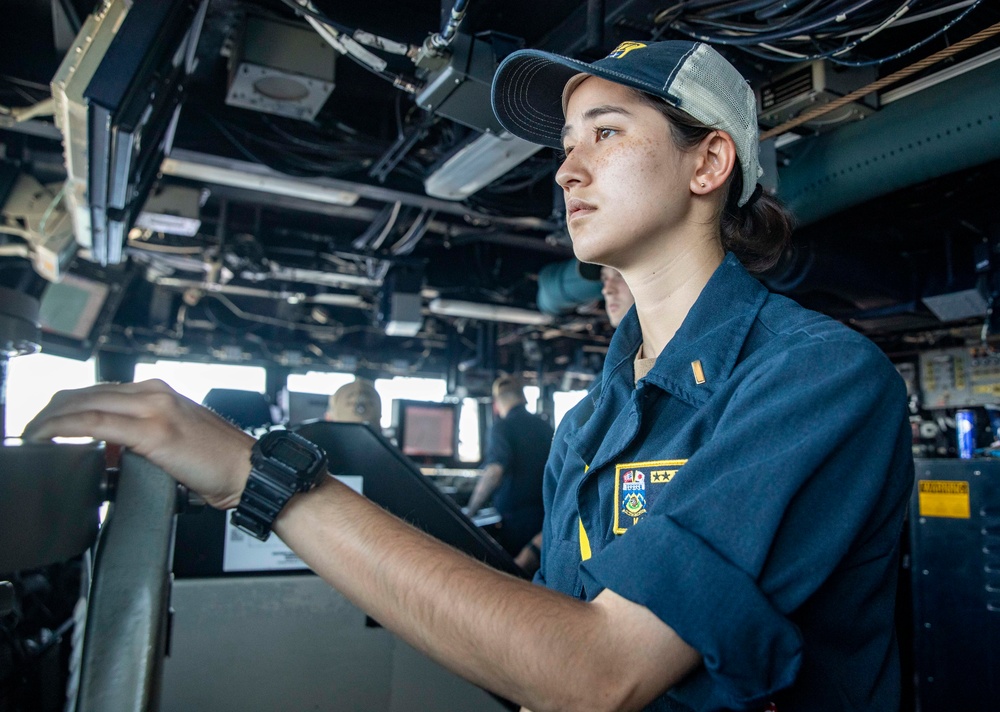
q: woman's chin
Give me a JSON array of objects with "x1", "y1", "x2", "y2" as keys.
[{"x1": 570, "y1": 241, "x2": 610, "y2": 268}]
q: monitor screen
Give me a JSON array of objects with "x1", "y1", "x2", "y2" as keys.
[
  {"x1": 39, "y1": 273, "x2": 109, "y2": 341},
  {"x1": 394, "y1": 400, "x2": 458, "y2": 463},
  {"x1": 36, "y1": 263, "x2": 131, "y2": 360}
]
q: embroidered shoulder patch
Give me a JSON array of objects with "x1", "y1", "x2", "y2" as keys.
[{"x1": 613, "y1": 459, "x2": 687, "y2": 534}]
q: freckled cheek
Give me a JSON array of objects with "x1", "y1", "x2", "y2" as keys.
[{"x1": 595, "y1": 146, "x2": 649, "y2": 188}]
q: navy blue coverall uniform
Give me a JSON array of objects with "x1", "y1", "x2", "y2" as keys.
[{"x1": 537, "y1": 254, "x2": 914, "y2": 711}]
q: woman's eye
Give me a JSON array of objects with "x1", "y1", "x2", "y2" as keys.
[{"x1": 596, "y1": 127, "x2": 617, "y2": 141}]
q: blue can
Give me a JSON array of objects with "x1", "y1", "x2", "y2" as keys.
[{"x1": 956, "y1": 409, "x2": 976, "y2": 459}]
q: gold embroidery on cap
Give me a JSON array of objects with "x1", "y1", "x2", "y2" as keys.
[
  {"x1": 691, "y1": 359, "x2": 706, "y2": 385},
  {"x1": 608, "y1": 41, "x2": 646, "y2": 59}
]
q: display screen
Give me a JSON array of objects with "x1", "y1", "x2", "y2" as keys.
[
  {"x1": 270, "y1": 438, "x2": 317, "y2": 472},
  {"x1": 398, "y1": 402, "x2": 456, "y2": 459},
  {"x1": 39, "y1": 274, "x2": 109, "y2": 340}
]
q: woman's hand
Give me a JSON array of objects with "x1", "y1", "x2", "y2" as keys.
[{"x1": 22, "y1": 379, "x2": 256, "y2": 510}]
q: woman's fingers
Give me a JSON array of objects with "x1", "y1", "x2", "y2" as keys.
[
  {"x1": 23, "y1": 379, "x2": 256, "y2": 509},
  {"x1": 25, "y1": 379, "x2": 182, "y2": 430}
]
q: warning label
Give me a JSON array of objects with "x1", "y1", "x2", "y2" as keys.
[{"x1": 918, "y1": 480, "x2": 971, "y2": 519}]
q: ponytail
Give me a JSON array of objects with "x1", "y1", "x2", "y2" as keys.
[{"x1": 720, "y1": 168, "x2": 793, "y2": 274}]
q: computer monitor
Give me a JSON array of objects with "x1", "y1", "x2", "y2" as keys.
[
  {"x1": 392, "y1": 399, "x2": 459, "y2": 466},
  {"x1": 37, "y1": 265, "x2": 130, "y2": 360}
]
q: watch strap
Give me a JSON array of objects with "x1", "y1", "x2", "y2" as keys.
[
  {"x1": 230, "y1": 465, "x2": 300, "y2": 540},
  {"x1": 230, "y1": 431, "x2": 326, "y2": 541}
]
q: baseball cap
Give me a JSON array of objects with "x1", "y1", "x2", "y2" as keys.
[
  {"x1": 491, "y1": 40, "x2": 761, "y2": 206},
  {"x1": 327, "y1": 379, "x2": 382, "y2": 428}
]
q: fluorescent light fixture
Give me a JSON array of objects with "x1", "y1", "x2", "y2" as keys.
[
  {"x1": 161, "y1": 153, "x2": 359, "y2": 206},
  {"x1": 428, "y1": 298, "x2": 552, "y2": 325},
  {"x1": 424, "y1": 131, "x2": 543, "y2": 200}
]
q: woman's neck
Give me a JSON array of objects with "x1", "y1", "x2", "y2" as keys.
[{"x1": 623, "y1": 236, "x2": 725, "y2": 360}]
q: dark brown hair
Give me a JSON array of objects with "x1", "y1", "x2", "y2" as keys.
[{"x1": 630, "y1": 89, "x2": 793, "y2": 273}]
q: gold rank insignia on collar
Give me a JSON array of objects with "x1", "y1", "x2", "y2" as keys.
[{"x1": 691, "y1": 359, "x2": 706, "y2": 385}]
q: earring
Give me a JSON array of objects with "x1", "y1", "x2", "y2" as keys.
[{"x1": 699, "y1": 182, "x2": 706, "y2": 187}]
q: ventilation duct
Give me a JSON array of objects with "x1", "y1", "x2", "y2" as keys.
[
  {"x1": 777, "y1": 58, "x2": 1000, "y2": 227},
  {"x1": 536, "y1": 259, "x2": 603, "y2": 315}
]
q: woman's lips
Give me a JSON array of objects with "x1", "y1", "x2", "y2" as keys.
[{"x1": 567, "y1": 198, "x2": 596, "y2": 221}]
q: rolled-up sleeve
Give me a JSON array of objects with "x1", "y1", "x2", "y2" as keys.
[{"x1": 579, "y1": 337, "x2": 910, "y2": 709}]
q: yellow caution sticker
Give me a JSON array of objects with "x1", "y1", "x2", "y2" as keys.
[{"x1": 918, "y1": 480, "x2": 971, "y2": 519}]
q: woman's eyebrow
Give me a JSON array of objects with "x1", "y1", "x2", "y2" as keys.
[{"x1": 560, "y1": 104, "x2": 635, "y2": 141}]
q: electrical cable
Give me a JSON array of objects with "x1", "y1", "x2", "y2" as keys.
[
  {"x1": 2, "y1": 97, "x2": 55, "y2": 123},
  {"x1": 279, "y1": 0, "x2": 421, "y2": 93},
  {"x1": 748, "y1": 0, "x2": 985, "y2": 66},
  {"x1": 835, "y1": 0, "x2": 977, "y2": 36},
  {"x1": 390, "y1": 209, "x2": 433, "y2": 255},
  {"x1": 431, "y1": 0, "x2": 470, "y2": 49},
  {"x1": 368, "y1": 201, "x2": 403, "y2": 251},
  {"x1": 0, "y1": 225, "x2": 34, "y2": 240},
  {"x1": 210, "y1": 292, "x2": 346, "y2": 336},
  {"x1": 0, "y1": 74, "x2": 50, "y2": 92},
  {"x1": 352, "y1": 30, "x2": 413, "y2": 56},
  {"x1": 660, "y1": 0, "x2": 991, "y2": 66},
  {"x1": 352, "y1": 204, "x2": 396, "y2": 251},
  {"x1": 207, "y1": 113, "x2": 377, "y2": 179},
  {"x1": 829, "y1": 0, "x2": 988, "y2": 66},
  {"x1": 727, "y1": 0, "x2": 912, "y2": 62},
  {"x1": 37, "y1": 182, "x2": 69, "y2": 237},
  {"x1": 760, "y1": 16, "x2": 1000, "y2": 139},
  {"x1": 673, "y1": 0, "x2": 887, "y2": 46},
  {"x1": 756, "y1": 0, "x2": 817, "y2": 21}
]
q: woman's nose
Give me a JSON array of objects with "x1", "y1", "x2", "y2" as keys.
[{"x1": 555, "y1": 150, "x2": 587, "y2": 190}]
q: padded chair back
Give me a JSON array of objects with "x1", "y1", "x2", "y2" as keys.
[{"x1": 201, "y1": 388, "x2": 272, "y2": 431}]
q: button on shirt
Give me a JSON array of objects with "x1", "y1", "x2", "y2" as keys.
[{"x1": 537, "y1": 254, "x2": 914, "y2": 711}]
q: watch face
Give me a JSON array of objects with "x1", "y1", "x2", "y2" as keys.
[{"x1": 270, "y1": 438, "x2": 318, "y2": 471}]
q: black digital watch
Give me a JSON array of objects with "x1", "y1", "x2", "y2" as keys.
[{"x1": 230, "y1": 430, "x2": 328, "y2": 541}]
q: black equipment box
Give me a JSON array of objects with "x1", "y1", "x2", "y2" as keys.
[{"x1": 910, "y1": 458, "x2": 1000, "y2": 711}]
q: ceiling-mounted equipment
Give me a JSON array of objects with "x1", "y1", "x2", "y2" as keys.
[
  {"x1": 415, "y1": 32, "x2": 522, "y2": 135},
  {"x1": 160, "y1": 151, "x2": 359, "y2": 206},
  {"x1": 424, "y1": 131, "x2": 542, "y2": 200},
  {"x1": 380, "y1": 265, "x2": 424, "y2": 337},
  {"x1": 0, "y1": 173, "x2": 76, "y2": 281},
  {"x1": 414, "y1": 30, "x2": 541, "y2": 200},
  {"x1": 757, "y1": 61, "x2": 877, "y2": 133},
  {"x1": 135, "y1": 184, "x2": 202, "y2": 236},
  {"x1": 428, "y1": 298, "x2": 552, "y2": 326},
  {"x1": 226, "y1": 16, "x2": 336, "y2": 121},
  {"x1": 51, "y1": 0, "x2": 208, "y2": 266}
]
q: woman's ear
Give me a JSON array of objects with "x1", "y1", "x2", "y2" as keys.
[{"x1": 690, "y1": 131, "x2": 737, "y2": 199}]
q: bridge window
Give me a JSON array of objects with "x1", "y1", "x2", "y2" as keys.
[{"x1": 5, "y1": 353, "x2": 96, "y2": 437}]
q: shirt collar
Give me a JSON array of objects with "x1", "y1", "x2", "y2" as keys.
[{"x1": 599, "y1": 253, "x2": 768, "y2": 407}]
